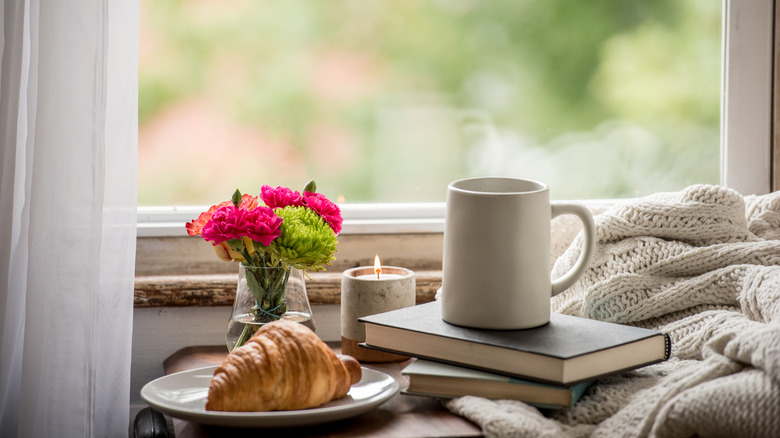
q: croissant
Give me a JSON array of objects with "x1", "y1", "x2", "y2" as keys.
[{"x1": 205, "y1": 319, "x2": 362, "y2": 412}]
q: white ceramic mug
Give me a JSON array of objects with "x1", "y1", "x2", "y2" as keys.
[{"x1": 441, "y1": 177, "x2": 595, "y2": 329}]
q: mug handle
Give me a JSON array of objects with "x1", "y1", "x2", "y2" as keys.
[{"x1": 550, "y1": 203, "x2": 596, "y2": 296}]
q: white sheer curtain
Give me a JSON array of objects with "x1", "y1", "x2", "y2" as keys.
[{"x1": 0, "y1": 1, "x2": 138, "y2": 437}]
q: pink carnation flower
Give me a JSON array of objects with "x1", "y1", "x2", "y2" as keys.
[
  {"x1": 201, "y1": 206, "x2": 248, "y2": 244},
  {"x1": 185, "y1": 194, "x2": 258, "y2": 236},
  {"x1": 261, "y1": 185, "x2": 304, "y2": 209},
  {"x1": 304, "y1": 192, "x2": 343, "y2": 235},
  {"x1": 202, "y1": 205, "x2": 282, "y2": 246},
  {"x1": 243, "y1": 206, "x2": 284, "y2": 246}
]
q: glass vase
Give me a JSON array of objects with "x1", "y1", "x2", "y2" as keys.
[{"x1": 226, "y1": 264, "x2": 315, "y2": 351}]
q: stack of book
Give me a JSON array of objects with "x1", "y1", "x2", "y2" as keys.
[{"x1": 358, "y1": 301, "x2": 670, "y2": 409}]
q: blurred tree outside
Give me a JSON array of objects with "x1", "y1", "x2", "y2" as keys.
[{"x1": 138, "y1": 0, "x2": 720, "y2": 205}]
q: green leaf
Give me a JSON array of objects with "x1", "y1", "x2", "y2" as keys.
[
  {"x1": 244, "y1": 268, "x2": 265, "y2": 304},
  {"x1": 226, "y1": 238, "x2": 244, "y2": 252}
]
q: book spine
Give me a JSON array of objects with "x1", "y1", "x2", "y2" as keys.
[
  {"x1": 567, "y1": 380, "x2": 594, "y2": 409},
  {"x1": 663, "y1": 333, "x2": 672, "y2": 360}
]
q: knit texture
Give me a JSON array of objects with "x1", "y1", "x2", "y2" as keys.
[{"x1": 446, "y1": 185, "x2": 780, "y2": 438}]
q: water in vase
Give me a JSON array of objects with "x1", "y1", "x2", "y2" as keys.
[{"x1": 226, "y1": 311, "x2": 316, "y2": 351}]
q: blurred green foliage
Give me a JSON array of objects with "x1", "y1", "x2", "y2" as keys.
[{"x1": 139, "y1": 0, "x2": 720, "y2": 205}]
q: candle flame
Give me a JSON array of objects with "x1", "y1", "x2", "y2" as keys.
[{"x1": 374, "y1": 254, "x2": 381, "y2": 279}]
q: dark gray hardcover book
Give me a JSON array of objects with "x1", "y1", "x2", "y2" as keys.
[
  {"x1": 402, "y1": 359, "x2": 595, "y2": 409},
  {"x1": 359, "y1": 301, "x2": 670, "y2": 385}
]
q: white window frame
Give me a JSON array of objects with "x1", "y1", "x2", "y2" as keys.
[
  {"x1": 137, "y1": 202, "x2": 447, "y2": 237},
  {"x1": 137, "y1": 0, "x2": 775, "y2": 239},
  {"x1": 720, "y1": 0, "x2": 774, "y2": 196}
]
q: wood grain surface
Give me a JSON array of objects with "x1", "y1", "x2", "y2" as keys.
[{"x1": 135, "y1": 270, "x2": 442, "y2": 308}]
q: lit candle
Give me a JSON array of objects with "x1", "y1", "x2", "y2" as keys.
[
  {"x1": 341, "y1": 255, "x2": 415, "y2": 362},
  {"x1": 355, "y1": 255, "x2": 403, "y2": 280}
]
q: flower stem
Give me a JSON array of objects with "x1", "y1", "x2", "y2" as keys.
[
  {"x1": 233, "y1": 322, "x2": 258, "y2": 350},
  {"x1": 232, "y1": 264, "x2": 291, "y2": 350}
]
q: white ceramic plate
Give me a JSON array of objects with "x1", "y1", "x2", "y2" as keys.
[{"x1": 140, "y1": 365, "x2": 399, "y2": 428}]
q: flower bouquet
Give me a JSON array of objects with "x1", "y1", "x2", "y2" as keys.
[{"x1": 186, "y1": 180, "x2": 342, "y2": 349}]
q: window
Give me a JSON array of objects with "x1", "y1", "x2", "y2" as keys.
[
  {"x1": 138, "y1": 1, "x2": 740, "y2": 208},
  {"x1": 137, "y1": 0, "x2": 774, "y2": 241}
]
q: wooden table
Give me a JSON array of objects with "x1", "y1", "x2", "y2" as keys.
[{"x1": 164, "y1": 344, "x2": 484, "y2": 438}]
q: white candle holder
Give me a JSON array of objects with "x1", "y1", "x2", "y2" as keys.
[{"x1": 341, "y1": 266, "x2": 416, "y2": 362}]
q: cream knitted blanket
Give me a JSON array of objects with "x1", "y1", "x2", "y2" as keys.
[{"x1": 446, "y1": 185, "x2": 780, "y2": 438}]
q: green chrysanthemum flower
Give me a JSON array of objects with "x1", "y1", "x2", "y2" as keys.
[{"x1": 266, "y1": 205, "x2": 338, "y2": 271}]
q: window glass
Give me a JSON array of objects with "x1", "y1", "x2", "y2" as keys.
[{"x1": 139, "y1": 0, "x2": 721, "y2": 205}]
